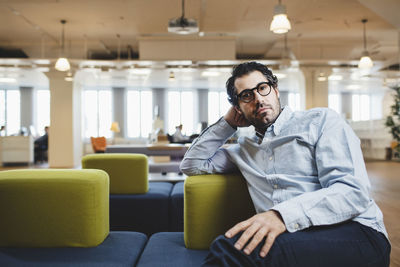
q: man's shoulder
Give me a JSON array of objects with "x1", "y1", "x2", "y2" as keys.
[{"x1": 292, "y1": 107, "x2": 339, "y2": 122}]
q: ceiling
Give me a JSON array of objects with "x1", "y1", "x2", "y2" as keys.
[
  {"x1": 0, "y1": 0, "x2": 399, "y2": 63},
  {"x1": 0, "y1": 0, "x2": 400, "y2": 91}
]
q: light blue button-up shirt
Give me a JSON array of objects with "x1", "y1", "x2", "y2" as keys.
[{"x1": 180, "y1": 106, "x2": 388, "y2": 238}]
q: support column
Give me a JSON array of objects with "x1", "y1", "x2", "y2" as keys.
[
  {"x1": 341, "y1": 92, "x2": 353, "y2": 120},
  {"x1": 152, "y1": 88, "x2": 167, "y2": 133},
  {"x1": 197, "y1": 89, "x2": 208, "y2": 126},
  {"x1": 112, "y1": 87, "x2": 126, "y2": 138},
  {"x1": 19, "y1": 86, "x2": 35, "y2": 131},
  {"x1": 301, "y1": 67, "x2": 331, "y2": 109},
  {"x1": 46, "y1": 70, "x2": 82, "y2": 168}
]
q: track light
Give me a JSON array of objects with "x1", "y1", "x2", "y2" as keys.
[{"x1": 55, "y1": 20, "x2": 70, "y2": 72}]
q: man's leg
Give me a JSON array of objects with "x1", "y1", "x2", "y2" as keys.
[{"x1": 202, "y1": 221, "x2": 390, "y2": 267}]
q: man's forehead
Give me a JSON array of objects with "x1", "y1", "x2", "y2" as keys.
[{"x1": 234, "y1": 71, "x2": 268, "y2": 91}]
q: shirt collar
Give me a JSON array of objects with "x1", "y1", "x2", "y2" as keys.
[{"x1": 267, "y1": 105, "x2": 292, "y2": 136}]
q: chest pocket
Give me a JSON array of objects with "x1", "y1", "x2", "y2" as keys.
[{"x1": 273, "y1": 133, "x2": 317, "y2": 176}]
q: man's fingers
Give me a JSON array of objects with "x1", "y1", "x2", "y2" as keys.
[
  {"x1": 260, "y1": 233, "x2": 277, "y2": 258},
  {"x1": 243, "y1": 227, "x2": 268, "y2": 255},
  {"x1": 225, "y1": 220, "x2": 251, "y2": 238},
  {"x1": 234, "y1": 222, "x2": 261, "y2": 251}
]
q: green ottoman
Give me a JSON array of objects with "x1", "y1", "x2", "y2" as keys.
[{"x1": 0, "y1": 169, "x2": 109, "y2": 247}]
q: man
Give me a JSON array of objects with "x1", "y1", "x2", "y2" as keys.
[
  {"x1": 34, "y1": 126, "x2": 49, "y2": 163},
  {"x1": 180, "y1": 62, "x2": 390, "y2": 266}
]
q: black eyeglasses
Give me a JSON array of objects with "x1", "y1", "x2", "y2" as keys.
[{"x1": 236, "y1": 82, "x2": 273, "y2": 103}]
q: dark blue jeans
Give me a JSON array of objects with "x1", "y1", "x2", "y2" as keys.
[{"x1": 202, "y1": 221, "x2": 390, "y2": 267}]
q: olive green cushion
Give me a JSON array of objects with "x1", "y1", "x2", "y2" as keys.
[
  {"x1": 184, "y1": 174, "x2": 255, "y2": 250},
  {"x1": 82, "y1": 153, "x2": 148, "y2": 194},
  {"x1": 0, "y1": 169, "x2": 109, "y2": 247}
]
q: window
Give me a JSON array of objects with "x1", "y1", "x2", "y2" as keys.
[
  {"x1": 167, "y1": 91, "x2": 194, "y2": 135},
  {"x1": 352, "y1": 94, "x2": 370, "y2": 121},
  {"x1": 127, "y1": 90, "x2": 153, "y2": 138},
  {"x1": 208, "y1": 91, "x2": 230, "y2": 125},
  {"x1": 36, "y1": 90, "x2": 50, "y2": 136},
  {"x1": 83, "y1": 90, "x2": 112, "y2": 138},
  {"x1": 288, "y1": 92, "x2": 300, "y2": 111},
  {"x1": 328, "y1": 93, "x2": 341, "y2": 115},
  {"x1": 0, "y1": 89, "x2": 21, "y2": 135}
]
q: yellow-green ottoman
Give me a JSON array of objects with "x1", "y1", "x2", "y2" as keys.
[{"x1": 0, "y1": 169, "x2": 147, "y2": 266}]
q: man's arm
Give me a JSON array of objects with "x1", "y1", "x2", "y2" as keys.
[
  {"x1": 271, "y1": 109, "x2": 371, "y2": 232},
  {"x1": 180, "y1": 106, "x2": 249, "y2": 176}
]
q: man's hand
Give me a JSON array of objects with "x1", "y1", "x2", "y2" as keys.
[
  {"x1": 224, "y1": 106, "x2": 251, "y2": 128},
  {"x1": 225, "y1": 210, "x2": 286, "y2": 258}
]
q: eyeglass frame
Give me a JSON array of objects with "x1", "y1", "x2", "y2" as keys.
[{"x1": 235, "y1": 81, "x2": 274, "y2": 103}]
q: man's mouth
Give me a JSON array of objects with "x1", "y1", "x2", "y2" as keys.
[{"x1": 255, "y1": 107, "x2": 269, "y2": 116}]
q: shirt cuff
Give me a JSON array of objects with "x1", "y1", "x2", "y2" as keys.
[{"x1": 271, "y1": 200, "x2": 311, "y2": 233}]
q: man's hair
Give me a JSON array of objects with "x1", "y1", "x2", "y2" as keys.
[{"x1": 226, "y1": 62, "x2": 278, "y2": 106}]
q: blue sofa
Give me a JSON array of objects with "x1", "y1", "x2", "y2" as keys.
[{"x1": 0, "y1": 165, "x2": 252, "y2": 266}]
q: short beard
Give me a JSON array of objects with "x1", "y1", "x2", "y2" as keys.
[{"x1": 247, "y1": 99, "x2": 281, "y2": 133}]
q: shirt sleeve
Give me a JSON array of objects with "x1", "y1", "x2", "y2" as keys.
[
  {"x1": 272, "y1": 109, "x2": 372, "y2": 232},
  {"x1": 180, "y1": 117, "x2": 239, "y2": 176}
]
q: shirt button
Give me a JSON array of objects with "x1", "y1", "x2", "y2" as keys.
[
  {"x1": 274, "y1": 184, "x2": 278, "y2": 189},
  {"x1": 294, "y1": 223, "x2": 299, "y2": 230},
  {"x1": 269, "y1": 156, "x2": 273, "y2": 161}
]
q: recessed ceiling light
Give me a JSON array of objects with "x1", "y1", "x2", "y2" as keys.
[
  {"x1": 328, "y1": 75, "x2": 343, "y2": 81},
  {"x1": 0, "y1": 77, "x2": 17, "y2": 83},
  {"x1": 346, "y1": 84, "x2": 361, "y2": 90},
  {"x1": 128, "y1": 69, "x2": 151, "y2": 75},
  {"x1": 201, "y1": 71, "x2": 220, "y2": 77}
]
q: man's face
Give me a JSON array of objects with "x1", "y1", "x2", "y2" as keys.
[{"x1": 234, "y1": 71, "x2": 281, "y2": 131}]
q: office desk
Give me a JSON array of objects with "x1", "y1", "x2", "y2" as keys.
[
  {"x1": 106, "y1": 144, "x2": 190, "y2": 173},
  {"x1": 106, "y1": 144, "x2": 189, "y2": 157}
]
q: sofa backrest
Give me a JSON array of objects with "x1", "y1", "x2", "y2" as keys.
[
  {"x1": 82, "y1": 153, "x2": 148, "y2": 194},
  {"x1": 0, "y1": 169, "x2": 109, "y2": 247},
  {"x1": 184, "y1": 174, "x2": 255, "y2": 250}
]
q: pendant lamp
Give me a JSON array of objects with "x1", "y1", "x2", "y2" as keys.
[
  {"x1": 55, "y1": 20, "x2": 71, "y2": 72},
  {"x1": 358, "y1": 19, "x2": 373, "y2": 69},
  {"x1": 270, "y1": 0, "x2": 291, "y2": 34}
]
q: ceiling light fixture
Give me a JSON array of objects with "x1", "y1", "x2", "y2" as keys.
[
  {"x1": 269, "y1": 0, "x2": 291, "y2": 34},
  {"x1": 317, "y1": 72, "x2": 327, "y2": 82},
  {"x1": 55, "y1": 20, "x2": 71, "y2": 72},
  {"x1": 168, "y1": 0, "x2": 199, "y2": 35},
  {"x1": 169, "y1": 71, "x2": 176, "y2": 81},
  {"x1": 358, "y1": 19, "x2": 373, "y2": 69},
  {"x1": 64, "y1": 71, "x2": 73, "y2": 82}
]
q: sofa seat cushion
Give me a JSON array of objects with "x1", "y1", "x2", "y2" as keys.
[
  {"x1": 110, "y1": 182, "x2": 173, "y2": 236},
  {"x1": 0, "y1": 169, "x2": 109, "y2": 248},
  {"x1": 137, "y1": 232, "x2": 208, "y2": 267},
  {"x1": 0, "y1": 231, "x2": 147, "y2": 267}
]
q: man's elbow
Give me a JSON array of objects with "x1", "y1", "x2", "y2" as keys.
[{"x1": 179, "y1": 158, "x2": 206, "y2": 176}]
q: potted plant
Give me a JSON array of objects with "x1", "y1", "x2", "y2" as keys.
[{"x1": 385, "y1": 86, "x2": 400, "y2": 160}]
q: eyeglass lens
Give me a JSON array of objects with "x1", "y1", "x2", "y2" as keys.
[{"x1": 238, "y1": 82, "x2": 272, "y2": 103}]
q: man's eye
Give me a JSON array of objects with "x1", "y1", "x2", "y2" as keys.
[
  {"x1": 242, "y1": 92, "x2": 252, "y2": 98},
  {"x1": 259, "y1": 85, "x2": 269, "y2": 91}
]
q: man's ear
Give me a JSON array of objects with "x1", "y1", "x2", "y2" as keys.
[
  {"x1": 274, "y1": 87, "x2": 280, "y2": 99},
  {"x1": 234, "y1": 105, "x2": 242, "y2": 115}
]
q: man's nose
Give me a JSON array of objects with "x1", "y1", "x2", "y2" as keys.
[{"x1": 254, "y1": 90, "x2": 264, "y2": 103}]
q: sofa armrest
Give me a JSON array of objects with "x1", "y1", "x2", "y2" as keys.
[{"x1": 184, "y1": 174, "x2": 255, "y2": 250}]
